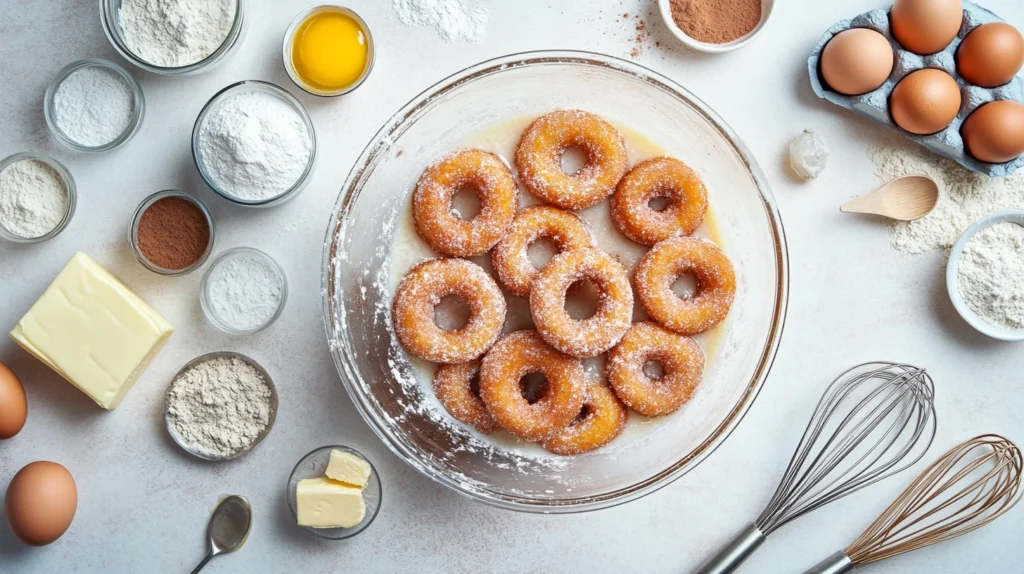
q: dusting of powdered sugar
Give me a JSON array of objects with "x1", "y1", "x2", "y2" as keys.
[
  {"x1": 870, "y1": 142, "x2": 1024, "y2": 254},
  {"x1": 391, "y1": 0, "x2": 488, "y2": 43}
]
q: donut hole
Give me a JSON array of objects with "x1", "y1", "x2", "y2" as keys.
[
  {"x1": 565, "y1": 278, "x2": 601, "y2": 320},
  {"x1": 560, "y1": 145, "x2": 589, "y2": 175},
  {"x1": 643, "y1": 360, "x2": 667, "y2": 380},
  {"x1": 570, "y1": 403, "x2": 593, "y2": 426},
  {"x1": 433, "y1": 295, "x2": 471, "y2": 331},
  {"x1": 450, "y1": 185, "x2": 482, "y2": 221},
  {"x1": 671, "y1": 272, "x2": 699, "y2": 301},
  {"x1": 647, "y1": 195, "x2": 672, "y2": 212},
  {"x1": 527, "y1": 237, "x2": 559, "y2": 270},
  {"x1": 469, "y1": 372, "x2": 483, "y2": 398},
  {"x1": 519, "y1": 372, "x2": 549, "y2": 404}
]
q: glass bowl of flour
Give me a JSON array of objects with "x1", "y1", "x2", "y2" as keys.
[
  {"x1": 0, "y1": 152, "x2": 77, "y2": 244},
  {"x1": 99, "y1": 0, "x2": 247, "y2": 75},
  {"x1": 43, "y1": 59, "x2": 145, "y2": 153},
  {"x1": 192, "y1": 81, "x2": 317, "y2": 207}
]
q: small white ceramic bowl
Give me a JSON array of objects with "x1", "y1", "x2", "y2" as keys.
[
  {"x1": 946, "y1": 210, "x2": 1024, "y2": 341},
  {"x1": 658, "y1": 0, "x2": 775, "y2": 53}
]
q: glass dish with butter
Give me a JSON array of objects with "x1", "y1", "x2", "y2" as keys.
[{"x1": 287, "y1": 445, "x2": 381, "y2": 539}]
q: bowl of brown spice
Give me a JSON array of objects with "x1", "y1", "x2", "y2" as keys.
[
  {"x1": 130, "y1": 190, "x2": 215, "y2": 276},
  {"x1": 660, "y1": 0, "x2": 774, "y2": 53}
]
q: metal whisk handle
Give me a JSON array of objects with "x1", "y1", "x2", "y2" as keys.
[
  {"x1": 804, "y1": 551, "x2": 854, "y2": 574},
  {"x1": 694, "y1": 523, "x2": 765, "y2": 574}
]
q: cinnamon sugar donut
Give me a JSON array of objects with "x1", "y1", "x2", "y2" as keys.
[
  {"x1": 530, "y1": 248, "x2": 633, "y2": 358},
  {"x1": 413, "y1": 149, "x2": 519, "y2": 257},
  {"x1": 516, "y1": 110, "x2": 628, "y2": 210},
  {"x1": 635, "y1": 236, "x2": 736, "y2": 335},
  {"x1": 607, "y1": 322, "x2": 705, "y2": 417},
  {"x1": 492, "y1": 206, "x2": 595, "y2": 297},
  {"x1": 610, "y1": 157, "x2": 708, "y2": 246},
  {"x1": 479, "y1": 330, "x2": 586, "y2": 442},
  {"x1": 542, "y1": 382, "x2": 627, "y2": 455},
  {"x1": 433, "y1": 361, "x2": 498, "y2": 434},
  {"x1": 393, "y1": 259, "x2": 506, "y2": 363}
]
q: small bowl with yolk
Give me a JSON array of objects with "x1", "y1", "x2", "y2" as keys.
[{"x1": 283, "y1": 5, "x2": 375, "y2": 97}]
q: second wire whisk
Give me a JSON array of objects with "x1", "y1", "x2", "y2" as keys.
[{"x1": 695, "y1": 362, "x2": 937, "y2": 574}]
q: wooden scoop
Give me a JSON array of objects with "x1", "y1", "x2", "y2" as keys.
[{"x1": 841, "y1": 175, "x2": 939, "y2": 221}]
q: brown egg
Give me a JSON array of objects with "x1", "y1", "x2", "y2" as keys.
[
  {"x1": 891, "y1": 0, "x2": 964, "y2": 55},
  {"x1": 962, "y1": 100, "x2": 1024, "y2": 163},
  {"x1": 5, "y1": 461, "x2": 77, "y2": 546},
  {"x1": 890, "y1": 69, "x2": 962, "y2": 135},
  {"x1": 956, "y1": 23, "x2": 1024, "y2": 88},
  {"x1": 821, "y1": 28, "x2": 895, "y2": 96},
  {"x1": 0, "y1": 361, "x2": 27, "y2": 439}
]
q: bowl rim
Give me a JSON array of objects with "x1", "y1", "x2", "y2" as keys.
[
  {"x1": 946, "y1": 210, "x2": 1024, "y2": 341},
  {"x1": 657, "y1": 0, "x2": 776, "y2": 54},
  {"x1": 321, "y1": 50, "x2": 790, "y2": 513}
]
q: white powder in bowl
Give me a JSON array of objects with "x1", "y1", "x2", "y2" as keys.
[
  {"x1": 52, "y1": 66, "x2": 134, "y2": 148},
  {"x1": 0, "y1": 159, "x2": 68, "y2": 239},
  {"x1": 205, "y1": 251, "x2": 285, "y2": 332},
  {"x1": 119, "y1": 0, "x2": 237, "y2": 68},
  {"x1": 198, "y1": 90, "x2": 313, "y2": 201},
  {"x1": 957, "y1": 221, "x2": 1024, "y2": 330}
]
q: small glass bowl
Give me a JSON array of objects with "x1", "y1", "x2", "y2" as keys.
[
  {"x1": 43, "y1": 59, "x2": 145, "y2": 153},
  {"x1": 191, "y1": 81, "x2": 317, "y2": 207},
  {"x1": 99, "y1": 0, "x2": 247, "y2": 75},
  {"x1": 164, "y1": 351, "x2": 278, "y2": 462},
  {"x1": 129, "y1": 190, "x2": 216, "y2": 276},
  {"x1": 287, "y1": 445, "x2": 382, "y2": 540},
  {"x1": 0, "y1": 152, "x2": 77, "y2": 244},
  {"x1": 200, "y1": 247, "x2": 288, "y2": 334},
  {"x1": 282, "y1": 5, "x2": 376, "y2": 97}
]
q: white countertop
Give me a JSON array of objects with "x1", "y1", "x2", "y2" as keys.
[{"x1": 2, "y1": 1, "x2": 1023, "y2": 572}]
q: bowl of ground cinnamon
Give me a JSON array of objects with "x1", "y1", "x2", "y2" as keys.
[
  {"x1": 660, "y1": 0, "x2": 773, "y2": 53},
  {"x1": 130, "y1": 190, "x2": 215, "y2": 276}
]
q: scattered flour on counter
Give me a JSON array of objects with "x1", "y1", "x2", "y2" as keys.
[
  {"x1": 392, "y1": 0, "x2": 488, "y2": 43},
  {"x1": 957, "y1": 222, "x2": 1024, "y2": 330},
  {"x1": 870, "y1": 143, "x2": 1024, "y2": 254}
]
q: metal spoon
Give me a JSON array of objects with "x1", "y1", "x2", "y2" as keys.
[
  {"x1": 190, "y1": 496, "x2": 252, "y2": 574},
  {"x1": 840, "y1": 175, "x2": 939, "y2": 221}
]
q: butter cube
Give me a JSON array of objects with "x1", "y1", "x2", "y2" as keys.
[
  {"x1": 325, "y1": 449, "x2": 372, "y2": 488},
  {"x1": 9, "y1": 252, "x2": 173, "y2": 410},
  {"x1": 296, "y1": 478, "x2": 366, "y2": 528}
]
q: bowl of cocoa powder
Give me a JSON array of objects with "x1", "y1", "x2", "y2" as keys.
[
  {"x1": 130, "y1": 190, "x2": 215, "y2": 276},
  {"x1": 659, "y1": 0, "x2": 774, "y2": 53}
]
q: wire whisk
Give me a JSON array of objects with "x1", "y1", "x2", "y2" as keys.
[
  {"x1": 696, "y1": 362, "x2": 937, "y2": 574},
  {"x1": 804, "y1": 434, "x2": 1023, "y2": 574}
]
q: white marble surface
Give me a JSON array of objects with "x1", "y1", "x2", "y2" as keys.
[{"x1": 2, "y1": 1, "x2": 1023, "y2": 572}]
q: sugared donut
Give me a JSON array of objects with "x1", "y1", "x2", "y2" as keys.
[
  {"x1": 433, "y1": 361, "x2": 498, "y2": 434},
  {"x1": 479, "y1": 330, "x2": 585, "y2": 442},
  {"x1": 610, "y1": 157, "x2": 708, "y2": 246},
  {"x1": 393, "y1": 258, "x2": 506, "y2": 363},
  {"x1": 515, "y1": 110, "x2": 628, "y2": 210},
  {"x1": 607, "y1": 322, "x2": 705, "y2": 417},
  {"x1": 413, "y1": 149, "x2": 518, "y2": 257},
  {"x1": 635, "y1": 236, "x2": 736, "y2": 335},
  {"x1": 492, "y1": 206, "x2": 595, "y2": 297},
  {"x1": 543, "y1": 382, "x2": 627, "y2": 455},
  {"x1": 530, "y1": 248, "x2": 633, "y2": 357}
]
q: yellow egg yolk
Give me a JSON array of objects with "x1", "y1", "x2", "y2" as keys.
[{"x1": 291, "y1": 11, "x2": 368, "y2": 92}]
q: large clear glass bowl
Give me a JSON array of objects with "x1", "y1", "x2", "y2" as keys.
[{"x1": 322, "y1": 51, "x2": 789, "y2": 513}]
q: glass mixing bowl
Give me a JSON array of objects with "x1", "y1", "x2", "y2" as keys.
[{"x1": 322, "y1": 51, "x2": 789, "y2": 513}]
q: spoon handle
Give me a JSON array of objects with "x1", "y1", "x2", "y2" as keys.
[{"x1": 190, "y1": 551, "x2": 214, "y2": 574}]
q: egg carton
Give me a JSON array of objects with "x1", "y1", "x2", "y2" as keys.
[{"x1": 808, "y1": 1, "x2": 1024, "y2": 177}]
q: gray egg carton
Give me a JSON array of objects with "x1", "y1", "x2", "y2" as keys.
[{"x1": 808, "y1": 1, "x2": 1024, "y2": 177}]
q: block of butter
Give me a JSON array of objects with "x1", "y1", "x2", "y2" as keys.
[
  {"x1": 296, "y1": 477, "x2": 366, "y2": 528},
  {"x1": 9, "y1": 252, "x2": 173, "y2": 410},
  {"x1": 325, "y1": 449, "x2": 372, "y2": 488}
]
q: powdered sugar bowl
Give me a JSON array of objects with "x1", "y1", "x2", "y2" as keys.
[{"x1": 947, "y1": 210, "x2": 1024, "y2": 341}]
